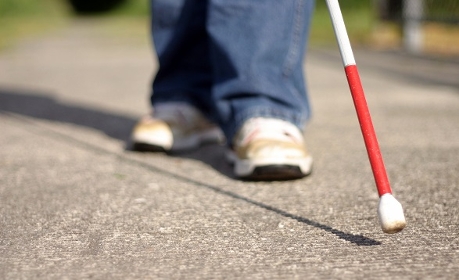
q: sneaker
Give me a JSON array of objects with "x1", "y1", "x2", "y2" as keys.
[
  {"x1": 131, "y1": 103, "x2": 224, "y2": 152},
  {"x1": 228, "y1": 118, "x2": 313, "y2": 180}
]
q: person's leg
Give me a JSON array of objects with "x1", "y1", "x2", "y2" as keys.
[
  {"x1": 207, "y1": 0, "x2": 315, "y2": 179},
  {"x1": 131, "y1": 0, "x2": 224, "y2": 152},
  {"x1": 207, "y1": 0, "x2": 315, "y2": 142},
  {"x1": 151, "y1": 0, "x2": 216, "y2": 119}
]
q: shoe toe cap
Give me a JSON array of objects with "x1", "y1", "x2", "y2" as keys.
[
  {"x1": 243, "y1": 139, "x2": 307, "y2": 159},
  {"x1": 132, "y1": 121, "x2": 173, "y2": 149}
]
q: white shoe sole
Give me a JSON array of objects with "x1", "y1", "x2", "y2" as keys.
[
  {"x1": 227, "y1": 150, "x2": 313, "y2": 180},
  {"x1": 133, "y1": 128, "x2": 224, "y2": 152}
]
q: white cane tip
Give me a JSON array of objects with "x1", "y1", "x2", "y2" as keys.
[{"x1": 378, "y1": 193, "x2": 406, "y2": 234}]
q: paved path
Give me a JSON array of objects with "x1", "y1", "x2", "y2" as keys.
[{"x1": 1, "y1": 18, "x2": 458, "y2": 279}]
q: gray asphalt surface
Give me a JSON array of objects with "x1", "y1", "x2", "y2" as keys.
[{"x1": 1, "y1": 18, "x2": 458, "y2": 279}]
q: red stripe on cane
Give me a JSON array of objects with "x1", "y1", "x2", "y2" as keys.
[{"x1": 345, "y1": 65, "x2": 392, "y2": 197}]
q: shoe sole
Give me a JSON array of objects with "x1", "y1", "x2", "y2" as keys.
[
  {"x1": 132, "y1": 128, "x2": 224, "y2": 153},
  {"x1": 131, "y1": 142, "x2": 167, "y2": 152},
  {"x1": 227, "y1": 151, "x2": 313, "y2": 180},
  {"x1": 242, "y1": 164, "x2": 312, "y2": 181}
]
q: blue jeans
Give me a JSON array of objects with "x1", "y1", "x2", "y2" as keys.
[{"x1": 150, "y1": 0, "x2": 315, "y2": 143}]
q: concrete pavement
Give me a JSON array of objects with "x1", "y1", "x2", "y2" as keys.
[{"x1": 1, "y1": 18, "x2": 458, "y2": 279}]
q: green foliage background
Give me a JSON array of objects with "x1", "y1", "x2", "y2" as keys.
[
  {"x1": 0, "y1": 0, "x2": 374, "y2": 49},
  {"x1": 0, "y1": 0, "x2": 150, "y2": 49}
]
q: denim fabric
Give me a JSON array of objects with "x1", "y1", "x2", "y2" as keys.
[{"x1": 150, "y1": 0, "x2": 315, "y2": 143}]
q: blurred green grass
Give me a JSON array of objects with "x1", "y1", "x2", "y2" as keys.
[
  {"x1": 311, "y1": 1, "x2": 375, "y2": 47},
  {"x1": 0, "y1": 0, "x2": 150, "y2": 49},
  {"x1": 0, "y1": 0, "x2": 375, "y2": 50},
  {"x1": 0, "y1": 0, "x2": 67, "y2": 49}
]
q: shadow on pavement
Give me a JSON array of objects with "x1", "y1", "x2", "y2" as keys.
[
  {"x1": 0, "y1": 88, "x2": 136, "y2": 142},
  {"x1": 123, "y1": 148, "x2": 383, "y2": 246},
  {"x1": 0, "y1": 87, "x2": 234, "y2": 177},
  {"x1": 0, "y1": 88, "x2": 136, "y2": 141},
  {"x1": 0, "y1": 88, "x2": 381, "y2": 246},
  {"x1": 190, "y1": 182, "x2": 383, "y2": 246}
]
